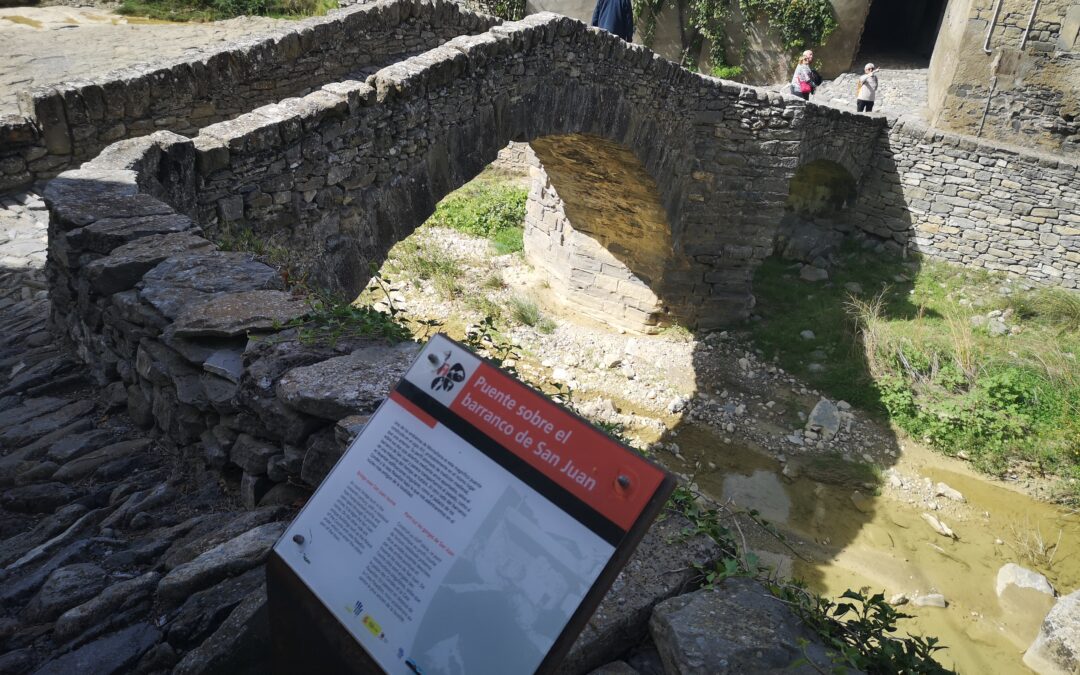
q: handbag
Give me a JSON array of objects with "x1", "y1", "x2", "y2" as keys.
[{"x1": 798, "y1": 80, "x2": 812, "y2": 94}]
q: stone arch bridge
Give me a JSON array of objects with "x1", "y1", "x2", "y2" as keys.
[{"x1": 33, "y1": 1, "x2": 1080, "y2": 344}]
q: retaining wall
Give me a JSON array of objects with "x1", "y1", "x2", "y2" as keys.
[
  {"x1": 852, "y1": 117, "x2": 1080, "y2": 288},
  {"x1": 0, "y1": 0, "x2": 496, "y2": 194},
  {"x1": 43, "y1": 130, "x2": 422, "y2": 510}
]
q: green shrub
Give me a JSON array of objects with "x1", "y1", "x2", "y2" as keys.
[
  {"x1": 710, "y1": 64, "x2": 745, "y2": 80},
  {"x1": 753, "y1": 248, "x2": 1080, "y2": 493},
  {"x1": 430, "y1": 182, "x2": 527, "y2": 239},
  {"x1": 508, "y1": 296, "x2": 555, "y2": 333},
  {"x1": 118, "y1": 0, "x2": 334, "y2": 21},
  {"x1": 386, "y1": 239, "x2": 463, "y2": 299}
]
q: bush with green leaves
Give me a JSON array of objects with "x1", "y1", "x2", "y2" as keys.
[
  {"x1": 739, "y1": 0, "x2": 838, "y2": 52},
  {"x1": 428, "y1": 181, "x2": 527, "y2": 254}
]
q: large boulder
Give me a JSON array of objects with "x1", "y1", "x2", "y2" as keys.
[
  {"x1": 649, "y1": 577, "x2": 841, "y2": 674},
  {"x1": 275, "y1": 343, "x2": 420, "y2": 420},
  {"x1": 805, "y1": 398, "x2": 840, "y2": 440},
  {"x1": 996, "y1": 563, "x2": 1056, "y2": 647},
  {"x1": 1025, "y1": 589, "x2": 1080, "y2": 675}
]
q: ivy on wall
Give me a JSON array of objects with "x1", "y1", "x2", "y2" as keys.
[
  {"x1": 738, "y1": 0, "x2": 838, "y2": 52},
  {"x1": 632, "y1": 0, "x2": 837, "y2": 76}
]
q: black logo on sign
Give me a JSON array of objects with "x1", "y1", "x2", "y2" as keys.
[{"x1": 427, "y1": 352, "x2": 465, "y2": 392}]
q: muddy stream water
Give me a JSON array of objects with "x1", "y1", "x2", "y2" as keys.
[{"x1": 657, "y1": 423, "x2": 1080, "y2": 674}]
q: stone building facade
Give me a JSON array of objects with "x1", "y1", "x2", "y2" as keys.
[{"x1": 928, "y1": 0, "x2": 1080, "y2": 155}]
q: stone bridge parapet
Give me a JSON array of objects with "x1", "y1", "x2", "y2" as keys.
[{"x1": 0, "y1": 0, "x2": 497, "y2": 194}]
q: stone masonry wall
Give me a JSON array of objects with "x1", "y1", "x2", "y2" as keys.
[
  {"x1": 852, "y1": 117, "x2": 1080, "y2": 287},
  {"x1": 0, "y1": 0, "x2": 496, "y2": 194},
  {"x1": 43, "y1": 130, "x2": 423, "y2": 511},
  {"x1": 928, "y1": 0, "x2": 1079, "y2": 156},
  {"x1": 184, "y1": 13, "x2": 838, "y2": 330}
]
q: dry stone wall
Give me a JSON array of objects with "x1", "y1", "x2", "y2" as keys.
[
  {"x1": 0, "y1": 0, "x2": 496, "y2": 194},
  {"x1": 852, "y1": 117, "x2": 1080, "y2": 288},
  {"x1": 43, "y1": 130, "x2": 421, "y2": 509}
]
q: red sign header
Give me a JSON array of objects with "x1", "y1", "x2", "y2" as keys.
[{"x1": 448, "y1": 362, "x2": 664, "y2": 531}]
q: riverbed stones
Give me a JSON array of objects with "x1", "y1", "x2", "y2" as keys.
[
  {"x1": 997, "y1": 563, "x2": 1057, "y2": 644},
  {"x1": 1025, "y1": 590, "x2": 1080, "y2": 675},
  {"x1": 650, "y1": 578, "x2": 837, "y2": 673},
  {"x1": 22, "y1": 562, "x2": 108, "y2": 623},
  {"x1": 934, "y1": 482, "x2": 964, "y2": 502},
  {"x1": 912, "y1": 593, "x2": 948, "y2": 608},
  {"x1": 156, "y1": 521, "x2": 286, "y2": 604},
  {"x1": 805, "y1": 398, "x2": 840, "y2": 441},
  {"x1": 920, "y1": 512, "x2": 956, "y2": 539},
  {"x1": 799, "y1": 265, "x2": 829, "y2": 282}
]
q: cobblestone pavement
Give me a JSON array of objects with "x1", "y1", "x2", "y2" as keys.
[
  {"x1": 0, "y1": 7, "x2": 293, "y2": 116},
  {"x1": 808, "y1": 54, "x2": 930, "y2": 120},
  {"x1": 0, "y1": 195, "x2": 292, "y2": 673}
]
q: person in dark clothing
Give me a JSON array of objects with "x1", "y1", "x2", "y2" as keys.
[{"x1": 591, "y1": 0, "x2": 633, "y2": 42}]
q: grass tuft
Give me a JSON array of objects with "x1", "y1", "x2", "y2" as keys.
[{"x1": 118, "y1": 0, "x2": 335, "y2": 21}]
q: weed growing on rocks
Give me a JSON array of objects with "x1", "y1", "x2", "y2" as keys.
[
  {"x1": 508, "y1": 295, "x2": 556, "y2": 333},
  {"x1": 385, "y1": 237, "x2": 464, "y2": 300},
  {"x1": 427, "y1": 176, "x2": 527, "y2": 254},
  {"x1": 286, "y1": 291, "x2": 411, "y2": 347}
]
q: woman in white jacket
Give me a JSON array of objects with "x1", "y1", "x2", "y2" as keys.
[{"x1": 790, "y1": 50, "x2": 814, "y2": 101}]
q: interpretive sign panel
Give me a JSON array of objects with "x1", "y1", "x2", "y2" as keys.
[{"x1": 272, "y1": 334, "x2": 674, "y2": 675}]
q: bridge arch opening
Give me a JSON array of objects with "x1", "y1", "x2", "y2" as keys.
[
  {"x1": 367, "y1": 134, "x2": 685, "y2": 335},
  {"x1": 524, "y1": 134, "x2": 680, "y2": 333},
  {"x1": 776, "y1": 159, "x2": 858, "y2": 265}
]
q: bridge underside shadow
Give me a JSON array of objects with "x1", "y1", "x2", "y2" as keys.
[{"x1": 524, "y1": 134, "x2": 690, "y2": 332}]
